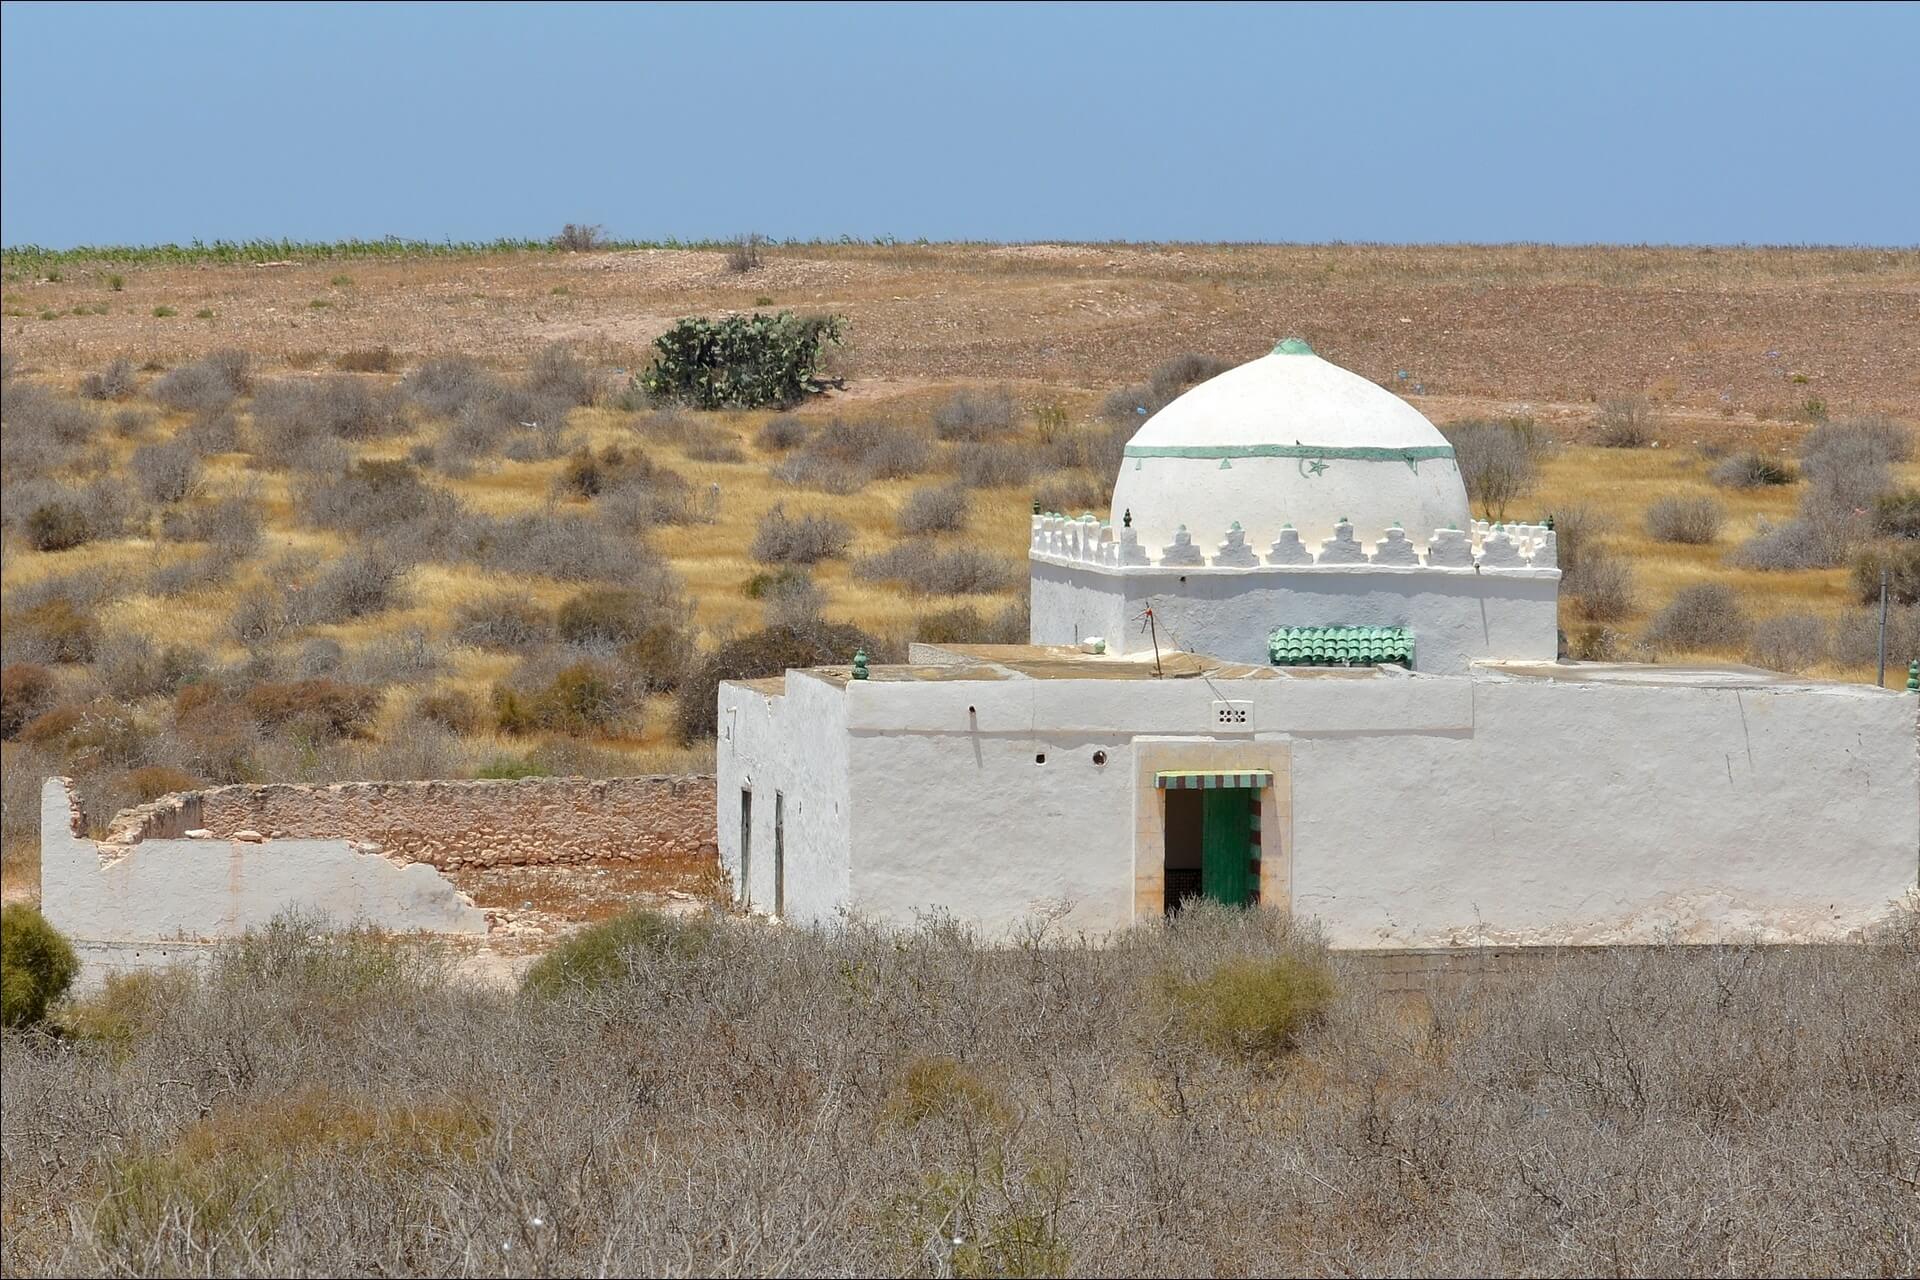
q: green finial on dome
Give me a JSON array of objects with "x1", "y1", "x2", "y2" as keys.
[{"x1": 1272, "y1": 337, "x2": 1314, "y2": 355}]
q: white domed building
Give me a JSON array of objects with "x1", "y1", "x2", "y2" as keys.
[
  {"x1": 1030, "y1": 338, "x2": 1562, "y2": 672},
  {"x1": 716, "y1": 344, "x2": 1917, "y2": 950}
]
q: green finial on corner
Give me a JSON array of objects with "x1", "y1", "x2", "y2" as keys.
[
  {"x1": 1123, "y1": 507, "x2": 1132, "y2": 528},
  {"x1": 1908, "y1": 658, "x2": 1918, "y2": 693},
  {"x1": 851, "y1": 649, "x2": 869, "y2": 681},
  {"x1": 1032, "y1": 499, "x2": 1041, "y2": 516},
  {"x1": 1272, "y1": 337, "x2": 1314, "y2": 355}
]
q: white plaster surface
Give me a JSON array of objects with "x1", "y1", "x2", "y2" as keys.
[
  {"x1": 717, "y1": 672, "x2": 851, "y2": 922},
  {"x1": 40, "y1": 780, "x2": 486, "y2": 941},
  {"x1": 1111, "y1": 348, "x2": 1473, "y2": 552},
  {"x1": 716, "y1": 662, "x2": 1919, "y2": 947},
  {"x1": 1031, "y1": 560, "x2": 1560, "y2": 672}
]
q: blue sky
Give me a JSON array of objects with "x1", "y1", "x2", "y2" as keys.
[{"x1": 3, "y1": 1, "x2": 1915, "y2": 247}]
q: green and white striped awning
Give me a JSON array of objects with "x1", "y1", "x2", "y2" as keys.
[{"x1": 1155, "y1": 770, "x2": 1273, "y2": 790}]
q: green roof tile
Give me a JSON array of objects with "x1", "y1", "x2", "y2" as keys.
[{"x1": 1268, "y1": 625, "x2": 1413, "y2": 668}]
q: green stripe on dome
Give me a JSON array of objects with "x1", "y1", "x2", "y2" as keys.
[
  {"x1": 1272, "y1": 337, "x2": 1314, "y2": 355},
  {"x1": 1122, "y1": 443, "x2": 1455, "y2": 462}
]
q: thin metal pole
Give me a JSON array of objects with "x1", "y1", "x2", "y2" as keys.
[{"x1": 1876, "y1": 567, "x2": 1890, "y2": 688}]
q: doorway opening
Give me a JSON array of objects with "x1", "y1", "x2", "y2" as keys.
[
  {"x1": 739, "y1": 787, "x2": 752, "y2": 908},
  {"x1": 1161, "y1": 782, "x2": 1260, "y2": 914}
]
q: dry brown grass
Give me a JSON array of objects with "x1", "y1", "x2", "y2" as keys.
[
  {"x1": 2, "y1": 905, "x2": 1914, "y2": 1276},
  {"x1": 3, "y1": 244, "x2": 1915, "y2": 876}
]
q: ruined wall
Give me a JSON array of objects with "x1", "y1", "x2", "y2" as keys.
[
  {"x1": 42, "y1": 779, "x2": 489, "y2": 942},
  {"x1": 109, "y1": 775, "x2": 717, "y2": 870}
]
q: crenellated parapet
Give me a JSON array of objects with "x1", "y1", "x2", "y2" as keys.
[{"x1": 1029, "y1": 513, "x2": 1561, "y2": 575}]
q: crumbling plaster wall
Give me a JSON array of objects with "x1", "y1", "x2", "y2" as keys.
[{"x1": 41, "y1": 779, "x2": 488, "y2": 942}]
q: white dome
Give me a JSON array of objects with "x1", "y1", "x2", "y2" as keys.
[{"x1": 1109, "y1": 340, "x2": 1471, "y2": 555}]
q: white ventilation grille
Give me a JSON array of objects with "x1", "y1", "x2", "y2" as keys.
[{"x1": 1212, "y1": 700, "x2": 1254, "y2": 731}]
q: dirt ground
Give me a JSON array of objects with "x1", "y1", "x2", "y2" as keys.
[{"x1": 8, "y1": 243, "x2": 1918, "y2": 422}]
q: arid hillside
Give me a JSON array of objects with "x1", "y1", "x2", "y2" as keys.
[{"x1": 3, "y1": 242, "x2": 1916, "y2": 901}]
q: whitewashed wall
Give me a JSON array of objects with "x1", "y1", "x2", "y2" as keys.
[
  {"x1": 1290, "y1": 675, "x2": 1920, "y2": 946},
  {"x1": 717, "y1": 672, "x2": 851, "y2": 922},
  {"x1": 1032, "y1": 561, "x2": 1561, "y2": 672},
  {"x1": 718, "y1": 666, "x2": 1918, "y2": 946},
  {"x1": 40, "y1": 780, "x2": 486, "y2": 940}
]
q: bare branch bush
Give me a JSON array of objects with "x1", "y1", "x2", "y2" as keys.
[{"x1": 4, "y1": 907, "x2": 1914, "y2": 1276}]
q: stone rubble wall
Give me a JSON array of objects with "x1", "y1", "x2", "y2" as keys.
[{"x1": 105, "y1": 776, "x2": 717, "y2": 870}]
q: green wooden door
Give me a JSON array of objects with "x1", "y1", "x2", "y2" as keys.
[{"x1": 1200, "y1": 788, "x2": 1254, "y2": 906}]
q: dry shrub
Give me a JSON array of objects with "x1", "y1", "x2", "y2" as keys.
[
  {"x1": 1644, "y1": 494, "x2": 1722, "y2": 544},
  {"x1": 1, "y1": 664, "x2": 58, "y2": 739},
  {"x1": 1643, "y1": 582, "x2": 1750, "y2": 654},
  {"x1": 79, "y1": 358, "x2": 137, "y2": 401},
  {"x1": 1, "y1": 910, "x2": 1917, "y2": 1275},
  {"x1": 1443, "y1": 418, "x2": 1544, "y2": 521},
  {"x1": 954, "y1": 441, "x2": 1032, "y2": 489},
  {"x1": 242, "y1": 680, "x2": 379, "y2": 740},
  {"x1": 771, "y1": 451, "x2": 866, "y2": 495},
  {"x1": 1802, "y1": 413, "x2": 1913, "y2": 469},
  {"x1": 522, "y1": 908, "x2": 710, "y2": 995},
  {"x1": 451, "y1": 592, "x2": 553, "y2": 651},
  {"x1": 481, "y1": 510, "x2": 683, "y2": 588},
  {"x1": 932, "y1": 387, "x2": 1016, "y2": 442},
  {"x1": 1594, "y1": 394, "x2": 1657, "y2": 447},
  {"x1": 1730, "y1": 513, "x2": 1852, "y2": 571},
  {"x1": 1709, "y1": 450, "x2": 1794, "y2": 488},
  {"x1": 554, "y1": 587, "x2": 655, "y2": 646},
  {"x1": 750, "y1": 505, "x2": 853, "y2": 565},
  {"x1": 401, "y1": 356, "x2": 493, "y2": 418},
  {"x1": 554, "y1": 222, "x2": 605, "y2": 251},
  {"x1": 291, "y1": 549, "x2": 408, "y2": 624},
  {"x1": 1032, "y1": 473, "x2": 1110, "y2": 516},
  {"x1": 299, "y1": 460, "x2": 454, "y2": 532},
  {"x1": 492, "y1": 660, "x2": 636, "y2": 735},
  {"x1": 723, "y1": 233, "x2": 765, "y2": 275},
  {"x1": 158, "y1": 487, "x2": 262, "y2": 554},
  {"x1": 1830, "y1": 604, "x2": 1920, "y2": 669},
  {"x1": 342, "y1": 628, "x2": 440, "y2": 686},
  {"x1": 332, "y1": 347, "x2": 395, "y2": 373},
  {"x1": 124, "y1": 764, "x2": 199, "y2": 802},
  {"x1": 855, "y1": 542, "x2": 1020, "y2": 596},
  {"x1": 1871, "y1": 489, "x2": 1920, "y2": 539},
  {"x1": 23, "y1": 501, "x2": 92, "y2": 552},
  {"x1": 897, "y1": 484, "x2": 970, "y2": 534},
  {"x1": 3, "y1": 598, "x2": 101, "y2": 664},
  {"x1": 1851, "y1": 542, "x2": 1920, "y2": 607},
  {"x1": 1102, "y1": 352, "x2": 1233, "y2": 424},
  {"x1": 684, "y1": 430, "x2": 746, "y2": 464},
  {"x1": 149, "y1": 351, "x2": 251, "y2": 413},
  {"x1": 674, "y1": 620, "x2": 877, "y2": 741},
  {"x1": 412, "y1": 688, "x2": 485, "y2": 735},
  {"x1": 527, "y1": 342, "x2": 600, "y2": 406},
  {"x1": 755, "y1": 415, "x2": 809, "y2": 451},
  {"x1": 618, "y1": 623, "x2": 694, "y2": 693},
  {"x1": 912, "y1": 603, "x2": 1028, "y2": 647},
  {"x1": 759, "y1": 572, "x2": 824, "y2": 630},
  {"x1": 1746, "y1": 613, "x2": 1829, "y2": 672},
  {"x1": 253, "y1": 375, "x2": 407, "y2": 446},
  {"x1": 129, "y1": 439, "x2": 200, "y2": 505},
  {"x1": 95, "y1": 633, "x2": 209, "y2": 700},
  {"x1": 1157, "y1": 955, "x2": 1334, "y2": 1065}
]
